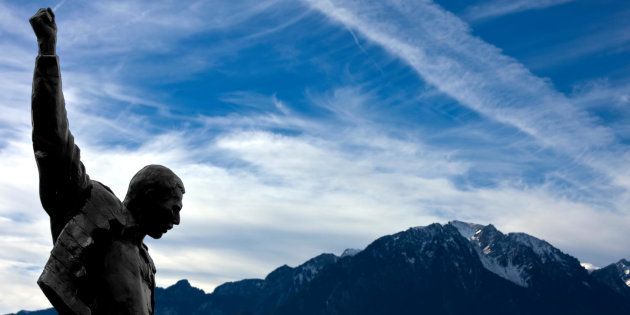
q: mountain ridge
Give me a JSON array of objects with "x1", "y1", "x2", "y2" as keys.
[{"x1": 12, "y1": 221, "x2": 630, "y2": 315}]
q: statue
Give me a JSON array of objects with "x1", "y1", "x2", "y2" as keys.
[{"x1": 29, "y1": 8, "x2": 185, "y2": 315}]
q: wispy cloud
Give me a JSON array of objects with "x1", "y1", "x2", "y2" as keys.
[
  {"x1": 57, "y1": 1, "x2": 283, "y2": 53},
  {"x1": 306, "y1": 0, "x2": 614, "y2": 154},
  {"x1": 463, "y1": 0, "x2": 574, "y2": 22},
  {"x1": 525, "y1": 13, "x2": 630, "y2": 69},
  {"x1": 304, "y1": 0, "x2": 630, "y2": 210}
]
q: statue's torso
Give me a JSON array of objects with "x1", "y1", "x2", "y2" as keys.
[{"x1": 39, "y1": 181, "x2": 156, "y2": 315}]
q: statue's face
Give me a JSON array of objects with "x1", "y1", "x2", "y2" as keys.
[{"x1": 143, "y1": 189, "x2": 183, "y2": 239}]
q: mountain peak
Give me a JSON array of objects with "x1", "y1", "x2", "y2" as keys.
[
  {"x1": 295, "y1": 253, "x2": 339, "y2": 283},
  {"x1": 615, "y1": 259, "x2": 630, "y2": 287},
  {"x1": 448, "y1": 220, "x2": 485, "y2": 239},
  {"x1": 446, "y1": 222, "x2": 584, "y2": 288},
  {"x1": 592, "y1": 258, "x2": 630, "y2": 297},
  {"x1": 165, "y1": 279, "x2": 198, "y2": 292},
  {"x1": 156, "y1": 278, "x2": 206, "y2": 312}
]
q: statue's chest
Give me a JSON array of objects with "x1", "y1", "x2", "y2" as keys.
[
  {"x1": 105, "y1": 240, "x2": 156, "y2": 314},
  {"x1": 112, "y1": 240, "x2": 155, "y2": 285}
]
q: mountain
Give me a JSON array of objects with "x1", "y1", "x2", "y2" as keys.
[
  {"x1": 11, "y1": 222, "x2": 630, "y2": 315},
  {"x1": 154, "y1": 279, "x2": 208, "y2": 314},
  {"x1": 591, "y1": 259, "x2": 630, "y2": 299}
]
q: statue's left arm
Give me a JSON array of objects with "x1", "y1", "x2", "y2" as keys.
[{"x1": 30, "y1": 8, "x2": 91, "y2": 242}]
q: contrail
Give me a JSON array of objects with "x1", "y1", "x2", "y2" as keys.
[{"x1": 53, "y1": 0, "x2": 68, "y2": 11}]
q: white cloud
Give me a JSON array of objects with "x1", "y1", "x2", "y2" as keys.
[
  {"x1": 463, "y1": 0, "x2": 574, "y2": 22},
  {"x1": 56, "y1": 0, "x2": 285, "y2": 54}
]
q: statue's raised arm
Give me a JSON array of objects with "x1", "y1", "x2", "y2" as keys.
[
  {"x1": 30, "y1": 8, "x2": 91, "y2": 243},
  {"x1": 30, "y1": 8, "x2": 185, "y2": 315}
]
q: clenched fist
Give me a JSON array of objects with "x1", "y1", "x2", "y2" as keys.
[{"x1": 30, "y1": 8, "x2": 57, "y2": 55}]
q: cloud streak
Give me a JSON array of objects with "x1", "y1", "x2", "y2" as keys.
[
  {"x1": 304, "y1": 0, "x2": 630, "y2": 208},
  {"x1": 306, "y1": 0, "x2": 613, "y2": 155},
  {"x1": 463, "y1": 0, "x2": 574, "y2": 22}
]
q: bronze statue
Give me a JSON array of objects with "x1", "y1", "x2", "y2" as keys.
[{"x1": 30, "y1": 8, "x2": 185, "y2": 315}]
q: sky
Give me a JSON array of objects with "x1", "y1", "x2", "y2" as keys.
[{"x1": 0, "y1": 0, "x2": 629, "y2": 312}]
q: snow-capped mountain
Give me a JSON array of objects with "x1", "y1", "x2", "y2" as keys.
[
  {"x1": 195, "y1": 222, "x2": 629, "y2": 314},
  {"x1": 12, "y1": 222, "x2": 630, "y2": 315},
  {"x1": 449, "y1": 220, "x2": 586, "y2": 288}
]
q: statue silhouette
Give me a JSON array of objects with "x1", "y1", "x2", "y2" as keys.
[{"x1": 30, "y1": 8, "x2": 185, "y2": 315}]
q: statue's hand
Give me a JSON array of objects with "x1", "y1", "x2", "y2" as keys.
[{"x1": 30, "y1": 8, "x2": 57, "y2": 55}]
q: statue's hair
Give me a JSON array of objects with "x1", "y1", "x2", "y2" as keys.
[{"x1": 123, "y1": 164, "x2": 185, "y2": 213}]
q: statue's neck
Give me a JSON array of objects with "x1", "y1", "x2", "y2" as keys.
[{"x1": 122, "y1": 205, "x2": 147, "y2": 244}]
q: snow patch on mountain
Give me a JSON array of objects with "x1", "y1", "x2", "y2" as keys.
[
  {"x1": 478, "y1": 254, "x2": 529, "y2": 287},
  {"x1": 448, "y1": 221, "x2": 529, "y2": 286},
  {"x1": 449, "y1": 220, "x2": 484, "y2": 240}
]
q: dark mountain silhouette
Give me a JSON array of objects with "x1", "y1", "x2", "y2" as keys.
[
  {"x1": 11, "y1": 221, "x2": 630, "y2": 315},
  {"x1": 591, "y1": 259, "x2": 630, "y2": 299}
]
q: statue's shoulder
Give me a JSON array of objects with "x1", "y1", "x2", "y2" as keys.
[
  {"x1": 82, "y1": 180, "x2": 127, "y2": 228},
  {"x1": 92, "y1": 180, "x2": 115, "y2": 195}
]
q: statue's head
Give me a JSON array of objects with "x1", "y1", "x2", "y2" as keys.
[{"x1": 123, "y1": 165, "x2": 185, "y2": 239}]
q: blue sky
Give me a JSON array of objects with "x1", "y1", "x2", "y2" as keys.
[{"x1": 0, "y1": 0, "x2": 629, "y2": 312}]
